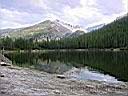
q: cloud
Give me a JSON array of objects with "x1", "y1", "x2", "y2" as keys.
[
  {"x1": 62, "y1": 0, "x2": 98, "y2": 23},
  {"x1": 62, "y1": 0, "x2": 128, "y2": 27},
  {"x1": 29, "y1": 0, "x2": 128, "y2": 27},
  {"x1": 123, "y1": 0, "x2": 128, "y2": 12},
  {"x1": 0, "y1": 0, "x2": 127, "y2": 29},
  {"x1": 0, "y1": 8, "x2": 25, "y2": 29},
  {"x1": 0, "y1": 8, "x2": 43, "y2": 29},
  {"x1": 30, "y1": 0, "x2": 49, "y2": 10}
]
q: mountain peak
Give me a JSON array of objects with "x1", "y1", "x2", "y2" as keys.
[
  {"x1": 40, "y1": 20, "x2": 52, "y2": 24},
  {"x1": 54, "y1": 19, "x2": 82, "y2": 31}
]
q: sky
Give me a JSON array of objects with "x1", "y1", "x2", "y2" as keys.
[{"x1": 0, "y1": 0, "x2": 128, "y2": 29}]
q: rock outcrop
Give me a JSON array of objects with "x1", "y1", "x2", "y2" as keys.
[{"x1": 0, "y1": 53, "x2": 12, "y2": 66}]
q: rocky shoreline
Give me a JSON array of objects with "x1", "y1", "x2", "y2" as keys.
[{"x1": 0, "y1": 64, "x2": 128, "y2": 96}]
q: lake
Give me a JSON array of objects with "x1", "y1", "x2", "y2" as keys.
[{"x1": 4, "y1": 50, "x2": 128, "y2": 83}]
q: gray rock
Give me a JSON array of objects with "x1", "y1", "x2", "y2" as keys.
[
  {"x1": 0, "y1": 62, "x2": 11, "y2": 66},
  {"x1": 56, "y1": 75, "x2": 66, "y2": 79}
]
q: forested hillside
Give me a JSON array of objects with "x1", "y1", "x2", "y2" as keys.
[{"x1": 43, "y1": 14, "x2": 128, "y2": 49}]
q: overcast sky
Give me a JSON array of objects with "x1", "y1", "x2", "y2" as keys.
[{"x1": 0, "y1": 0, "x2": 127, "y2": 29}]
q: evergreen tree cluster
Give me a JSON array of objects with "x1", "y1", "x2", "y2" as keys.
[{"x1": 0, "y1": 37, "x2": 34, "y2": 50}]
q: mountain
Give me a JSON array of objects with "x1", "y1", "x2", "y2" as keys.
[
  {"x1": 1, "y1": 14, "x2": 127, "y2": 50},
  {"x1": 0, "y1": 20, "x2": 72, "y2": 41},
  {"x1": 0, "y1": 20, "x2": 86, "y2": 41},
  {"x1": 86, "y1": 23, "x2": 105, "y2": 32}
]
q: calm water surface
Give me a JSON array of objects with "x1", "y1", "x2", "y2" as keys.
[{"x1": 4, "y1": 51, "x2": 128, "y2": 83}]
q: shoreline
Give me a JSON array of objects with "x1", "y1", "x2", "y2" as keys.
[
  {"x1": 0, "y1": 64, "x2": 128, "y2": 96},
  {"x1": 2, "y1": 48, "x2": 128, "y2": 54}
]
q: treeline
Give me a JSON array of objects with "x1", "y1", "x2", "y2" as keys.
[
  {"x1": 0, "y1": 15, "x2": 128, "y2": 50},
  {"x1": 0, "y1": 37, "x2": 35, "y2": 50},
  {"x1": 0, "y1": 37, "x2": 50, "y2": 50}
]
